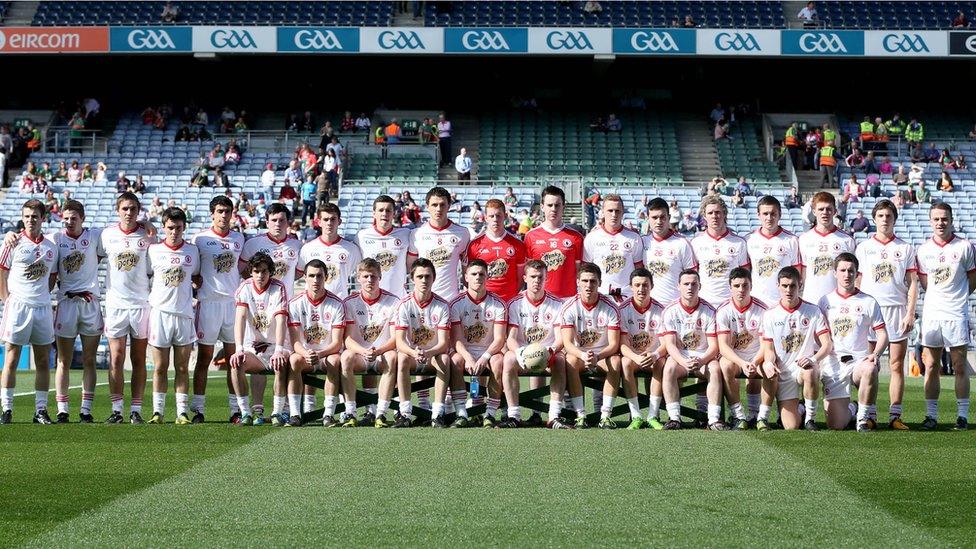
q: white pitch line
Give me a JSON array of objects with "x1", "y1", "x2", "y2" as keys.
[{"x1": 12, "y1": 374, "x2": 227, "y2": 398}]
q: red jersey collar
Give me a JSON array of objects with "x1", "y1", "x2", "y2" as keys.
[
  {"x1": 63, "y1": 228, "x2": 84, "y2": 240},
  {"x1": 413, "y1": 292, "x2": 434, "y2": 308},
  {"x1": 872, "y1": 233, "x2": 896, "y2": 245},
  {"x1": 210, "y1": 226, "x2": 231, "y2": 238},
  {"x1": 732, "y1": 297, "x2": 753, "y2": 313},
  {"x1": 525, "y1": 290, "x2": 546, "y2": 307},
  {"x1": 306, "y1": 290, "x2": 327, "y2": 306},
  {"x1": 836, "y1": 288, "x2": 859, "y2": 299},
  {"x1": 602, "y1": 223, "x2": 623, "y2": 236},
  {"x1": 252, "y1": 278, "x2": 271, "y2": 295},
  {"x1": 162, "y1": 239, "x2": 184, "y2": 251},
  {"x1": 318, "y1": 234, "x2": 341, "y2": 246},
  {"x1": 933, "y1": 234, "x2": 956, "y2": 247},
  {"x1": 21, "y1": 230, "x2": 44, "y2": 244},
  {"x1": 779, "y1": 298, "x2": 802, "y2": 313},
  {"x1": 361, "y1": 290, "x2": 382, "y2": 306},
  {"x1": 579, "y1": 294, "x2": 600, "y2": 311},
  {"x1": 758, "y1": 227, "x2": 782, "y2": 239},
  {"x1": 372, "y1": 221, "x2": 394, "y2": 236},
  {"x1": 679, "y1": 298, "x2": 700, "y2": 314},
  {"x1": 632, "y1": 297, "x2": 652, "y2": 314},
  {"x1": 652, "y1": 230, "x2": 675, "y2": 242},
  {"x1": 118, "y1": 222, "x2": 140, "y2": 235},
  {"x1": 266, "y1": 231, "x2": 288, "y2": 244},
  {"x1": 466, "y1": 289, "x2": 487, "y2": 305},
  {"x1": 705, "y1": 228, "x2": 729, "y2": 241},
  {"x1": 814, "y1": 225, "x2": 838, "y2": 237},
  {"x1": 426, "y1": 219, "x2": 453, "y2": 232}
]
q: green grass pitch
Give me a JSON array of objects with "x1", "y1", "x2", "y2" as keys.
[{"x1": 1, "y1": 372, "x2": 974, "y2": 547}]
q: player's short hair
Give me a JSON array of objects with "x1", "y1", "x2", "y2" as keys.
[
  {"x1": 834, "y1": 252, "x2": 858, "y2": 271},
  {"x1": 485, "y1": 198, "x2": 505, "y2": 212},
  {"x1": 266, "y1": 202, "x2": 291, "y2": 220},
  {"x1": 248, "y1": 252, "x2": 275, "y2": 274},
  {"x1": 61, "y1": 199, "x2": 85, "y2": 218},
  {"x1": 679, "y1": 268, "x2": 699, "y2": 281},
  {"x1": 209, "y1": 195, "x2": 234, "y2": 213},
  {"x1": 602, "y1": 194, "x2": 624, "y2": 209},
  {"x1": 22, "y1": 199, "x2": 45, "y2": 218},
  {"x1": 357, "y1": 257, "x2": 381, "y2": 275},
  {"x1": 116, "y1": 191, "x2": 140, "y2": 210},
  {"x1": 629, "y1": 267, "x2": 654, "y2": 286},
  {"x1": 318, "y1": 202, "x2": 341, "y2": 219},
  {"x1": 646, "y1": 197, "x2": 669, "y2": 213},
  {"x1": 465, "y1": 258, "x2": 488, "y2": 273},
  {"x1": 541, "y1": 185, "x2": 565, "y2": 205},
  {"x1": 812, "y1": 191, "x2": 836, "y2": 208},
  {"x1": 871, "y1": 198, "x2": 898, "y2": 221},
  {"x1": 410, "y1": 257, "x2": 436, "y2": 279},
  {"x1": 777, "y1": 266, "x2": 801, "y2": 285},
  {"x1": 729, "y1": 267, "x2": 752, "y2": 284},
  {"x1": 756, "y1": 195, "x2": 782, "y2": 213},
  {"x1": 425, "y1": 186, "x2": 451, "y2": 205},
  {"x1": 373, "y1": 194, "x2": 396, "y2": 210},
  {"x1": 577, "y1": 261, "x2": 602, "y2": 281},
  {"x1": 699, "y1": 194, "x2": 728, "y2": 217},
  {"x1": 525, "y1": 259, "x2": 547, "y2": 273},
  {"x1": 930, "y1": 202, "x2": 953, "y2": 219},
  {"x1": 161, "y1": 207, "x2": 187, "y2": 225},
  {"x1": 305, "y1": 259, "x2": 327, "y2": 273}
]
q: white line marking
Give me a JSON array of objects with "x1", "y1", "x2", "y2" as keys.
[{"x1": 12, "y1": 374, "x2": 226, "y2": 397}]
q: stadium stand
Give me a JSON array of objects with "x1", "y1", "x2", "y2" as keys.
[
  {"x1": 814, "y1": 1, "x2": 976, "y2": 30},
  {"x1": 716, "y1": 117, "x2": 781, "y2": 183}
]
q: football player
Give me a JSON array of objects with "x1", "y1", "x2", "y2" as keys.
[
  {"x1": 583, "y1": 194, "x2": 644, "y2": 301},
  {"x1": 798, "y1": 192, "x2": 855, "y2": 302},
  {"x1": 641, "y1": 197, "x2": 697, "y2": 306},
  {"x1": 618, "y1": 268, "x2": 666, "y2": 429},
  {"x1": 716, "y1": 268, "x2": 767, "y2": 430}
]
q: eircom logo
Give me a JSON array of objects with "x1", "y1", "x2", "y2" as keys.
[
  {"x1": 461, "y1": 31, "x2": 510, "y2": 51},
  {"x1": 799, "y1": 32, "x2": 847, "y2": 53},
  {"x1": 882, "y1": 33, "x2": 929, "y2": 53},
  {"x1": 293, "y1": 29, "x2": 343, "y2": 50},
  {"x1": 210, "y1": 29, "x2": 255, "y2": 49},
  {"x1": 546, "y1": 31, "x2": 593, "y2": 50},
  {"x1": 378, "y1": 30, "x2": 425, "y2": 50},
  {"x1": 629, "y1": 31, "x2": 679, "y2": 52},
  {"x1": 127, "y1": 29, "x2": 175, "y2": 50},
  {"x1": 714, "y1": 32, "x2": 760, "y2": 52}
]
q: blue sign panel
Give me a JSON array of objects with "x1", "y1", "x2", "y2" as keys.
[
  {"x1": 277, "y1": 27, "x2": 360, "y2": 53},
  {"x1": 612, "y1": 28, "x2": 696, "y2": 54},
  {"x1": 781, "y1": 30, "x2": 864, "y2": 56}
]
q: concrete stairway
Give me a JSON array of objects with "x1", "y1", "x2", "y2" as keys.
[
  {"x1": 438, "y1": 114, "x2": 480, "y2": 182},
  {"x1": 3, "y1": 1, "x2": 39, "y2": 25},
  {"x1": 676, "y1": 115, "x2": 721, "y2": 185}
]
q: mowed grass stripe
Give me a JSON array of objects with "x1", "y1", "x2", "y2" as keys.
[{"x1": 28, "y1": 429, "x2": 939, "y2": 547}]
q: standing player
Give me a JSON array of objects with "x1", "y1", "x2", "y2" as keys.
[
  {"x1": 819, "y1": 253, "x2": 888, "y2": 431},
  {"x1": 357, "y1": 195, "x2": 412, "y2": 296},
  {"x1": 618, "y1": 268, "x2": 666, "y2": 429},
  {"x1": 799, "y1": 192, "x2": 855, "y2": 303},
  {"x1": 190, "y1": 195, "x2": 245, "y2": 423},
  {"x1": 659, "y1": 269, "x2": 726, "y2": 430},
  {"x1": 407, "y1": 187, "x2": 471, "y2": 302},
  {"x1": 501, "y1": 260, "x2": 570, "y2": 429},
  {"x1": 449, "y1": 260, "x2": 507, "y2": 427},
  {"x1": 100, "y1": 192, "x2": 154, "y2": 423},
  {"x1": 0, "y1": 199, "x2": 59, "y2": 424},
  {"x1": 915, "y1": 203, "x2": 976, "y2": 430},
  {"x1": 691, "y1": 195, "x2": 750, "y2": 307},
  {"x1": 746, "y1": 196, "x2": 800, "y2": 306},
  {"x1": 716, "y1": 268, "x2": 767, "y2": 430},
  {"x1": 146, "y1": 208, "x2": 200, "y2": 424},
  {"x1": 641, "y1": 198, "x2": 697, "y2": 306},
  {"x1": 583, "y1": 194, "x2": 644, "y2": 301},
  {"x1": 855, "y1": 199, "x2": 918, "y2": 430},
  {"x1": 560, "y1": 262, "x2": 622, "y2": 429},
  {"x1": 392, "y1": 258, "x2": 453, "y2": 428},
  {"x1": 285, "y1": 259, "x2": 346, "y2": 427},
  {"x1": 467, "y1": 198, "x2": 526, "y2": 302},
  {"x1": 299, "y1": 203, "x2": 362, "y2": 299},
  {"x1": 340, "y1": 259, "x2": 400, "y2": 427},
  {"x1": 229, "y1": 253, "x2": 290, "y2": 425}
]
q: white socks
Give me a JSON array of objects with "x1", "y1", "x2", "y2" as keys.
[
  {"x1": 746, "y1": 393, "x2": 760, "y2": 420},
  {"x1": 804, "y1": 399, "x2": 817, "y2": 422},
  {"x1": 153, "y1": 392, "x2": 166, "y2": 415},
  {"x1": 666, "y1": 402, "x2": 681, "y2": 421},
  {"x1": 0, "y1": 388, "x2": 12, "y2": 411},
  {"x1": 35, "y1": 391, "x2": 48, "y2": 412},
  {"x1": 647, "y1": 395, "x2": 662, "y2": 421},
  {"x1": 175, "y1": 393, "x2": 189, "y2": 416},
  {"x1": 192, "y1": 394, "x2": 206, "y2": 415},
  {"x1": 926, "y1": 399, "x2": 938, "y2": 419},
  {"x1": 958, "y1": 398, "x2": 970, "y2": 419},
  {"x1": 627, "y1": 397, "x2": 641, "y2": 419},
  {"x1": 707, "y1": 404, "x2": 721, "y2": 424}
]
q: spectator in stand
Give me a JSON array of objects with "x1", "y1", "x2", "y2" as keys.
[
  {"x1": 284, "y1": 159, "x2": 302, "y2": 186},
  {"x1": 325, "y1": 136, "x2": 344, "y2": 167},
  {"x1": 437, "y1": 113, "x2": 452, "y2": 167},
  {"x1": 131, "y1": 174, "x2": 146, "y2": 194},
  {"x1": 300, "y1": 111, "x2": 316, "y2": 133},
  {"x1": 819, "y1": 142, "x2": 839, "y2": 188},
  {"x1": 355, "y1": 112, "x2": 371, "y2": 133},
  {"x1": 709, "y1": 103, "x2": 725, "y2": 125},
  {"x1": 339, "y1": 111, "x2": 355, "y2": 133},
  {"x1": 909, "y1": 163, "x2": 925, "y2": 186},
  {"x1": 320, "y1": 120, "x2": 335, "y2": 141},
  {"x1": 141, "y1": 106, "x2": 157, "y2": 125},
  {"x1": 938, "y1": 147, "x2": 953, "y2": 167},
  {"x1": 212, "y1": 165, "x2": 229, "y2": 188},
  {"x1": 300, "y1": 144, "x2": 318, "y2": 179},
  {"x1": 383, "y1": 118, "x2": 401, "y2": 146},
  {"x1": 866, "y1": 172, "x2": 882, "y2": 197},
  {"x1": 879, "y1": 156, "x2": 893, "y2": 174},
  {"x1": 20, "y1": 161, "x2": 38, "y2": 193},
  {"x1": 863, "y1": 151, "x2": 879, "y2": 175},
  {"x1": 917, "y1": 180, "x2": 931, "y2": 203},
  {"x1": 710, "y1": 176, "x2": 728, "y2": 195},
  {"x1": 584, "y1": 189, "x2": 601, "y2": 227},
  {"x1": 261, "y1": 163, "x2": 275, "y2": 200},
  {"x1": 52, "y1": 161, "x2": 68, "y2": 182},
  {"x1": 149, "y1": 196, "x2": 164, "y2": 221},
  {"x1": 469, "y1": 201, "x2": 485, "y2": 233},
  {"x1": 731, "y1": 189, "x2": 744, "y2": 208},
  {"x1": 419, "y1": 117, "x2": 437, "y2": 144},
  {"x1": 678, "y1": 211, "x2": 698, "y2": 235},
  {"x1": 300, "y1": 175, "x2": 317, "y2": 225},
  {"x1": 786, "y1": 186, "x2": 802, "y2": 209},
  {"x1": 81, "y1": 162, "x2": 94, "y2": 181},
  {"x1": 224, "y1": 139, "x2": 241, "y2": 165},
  {"x1": 905, "y1": 118, "x2": 924, "y2": 149},
  {"x1": 583, "y1": 1, "x2": 602, "y2": 14},
  {"x1": 910, "y1": 143, "x2": 925, "y2": 162},
  {"x1": 590, "y1": 116, "x2": 607, "y2": 133},
  {"x1": 66, "y1": 160, "x2": 81, "y2": 183},
  {"x1": 850, "y1": 210, "x2": 870, "y2": 234},
  {"x1": 279, "y1": 179, "x2": 298, "y2": 216},
  {"x1": 400, "y1": 190, "x2": 421, "y2": 227},
  {"x1": 846, "y1": 147, "x2": 865, "y2": 169},
  {"x1": 714, "y1": 118, "x2": 730, "y2": 140},
  {"x1": 683, "y1": 15, "x2": 696, "y2": 27},
  {"x1": 44, "y1": 190, "x2": 60, "y2": 221},
  {"x1": 37, "y1": 162, "x2": 52, "y2": 183},
  {"x1": 892, "y1": 163, "x2": 909, "y2": 185},
  {"x1": 803, "y1": 128, "x2": 820, "y2": 168},
  {"x1": 953, "y1": 10, "x2": 970, "y2": 28},
  {"x1": 449, "y1": 192, "x2": 463, "y2": 213},
  {"x1": 455, "y1": 147, "x2": 473, "y2": 182},
  {"x1": 219, "y1": 107, "x2": 236, "y2": 133},
  {"x1": 951, "y1": 155, "x2": 968, "y2": 170},
  {"x1": 798, "y1": 1, "x2": 818, "y2": 26},
  {"x1": 668, "y1": 200, "x2": 681, "y2": 228},
  {"x1": 904, "y1": 183, "x2": 918, "y2": 204},
  {"x1": 939, "y1": 171, "x2": 954, "y2": 192},
  {"x1": 606, "y1": 113, "x2": 622, "y2": 132},
  {"x1": 503, "y1": 187, "x2": 518, "y2": 209},
  {"x1": 285, "y1": 114, "x2": 299, "y2": 132},
  {"x1": 322, "y1": 149, "x2": 339, "y2": 192},
  {"x1": 891, "y1": 190, "x2": 905, "y2": 210},
  {"x1": 843, "y1": 174, "x2": 864, "y2": 202},
  {"x1": 736, "y1": 176, "x2": 752, "y2": 196},
  {"x1": 115, "y1": 171, "x2": 131, "y2": 194},
  {"x1": 207, "y1": 144, "x2": 225, "y2": 171},
  {"x1": 194, "y1": 108, "x2": 209, "y2": 130},
  {"x1": 923, "y1": 143, "x2": 940, "y2": 163},
  {"x1": 969, "y1": 123, "x2": 976, "y2": 140},
  {"x1": 190, "y1": 166, "x2": 209, "y2": 188},
  {"x1": 161, "y1": 1, "x2": 179, "y2": 22},
  {"x1": 175, "y1": 124, "x2": 192, "y2": 142}
]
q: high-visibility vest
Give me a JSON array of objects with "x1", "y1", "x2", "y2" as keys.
[
  {"x1": 874, "y1": 122, "x2": 889, "y2": 142},
  {"x1": 887, "y1": 119, "x2": 906, "y2": 136},
  {"x1": 785, "y1": 126, "x2": 799, "y2": 147},
  {"x1": 819, "y1": 145, "x2": 836, "y2": 167},
  {"x1": 384, "y1": 123, "x2": 400, "y2": 137},
  {"x1": 859, "y1": 121, "x2": 874, "y2": 141},
  {"x1": 375, "y1": 127, "x2": 385, "y2": 144},
  {"x1": 905, "y1": 123, "x2": 924, "y2": 142},
  {"x1": 823, "y1": 129, "x2": 836, "y2": 144}
]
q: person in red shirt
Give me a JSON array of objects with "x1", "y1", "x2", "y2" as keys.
[
  {"x1": 524, "y1": 186, "x2": 584, "y2": 299},
  {"x1": 467, "y1": 199, "x2": 526, "y2": 302}
]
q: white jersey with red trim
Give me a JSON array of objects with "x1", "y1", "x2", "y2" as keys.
[
  {"x1": 659, "y1": 299, "x2": 717, "y2": 356},
  {"x1": 240, "y1": 232, "x2": 302, "y2": 294},
  {"x1": 299, "y1": 236, "x2": 363, "y2": 299},
  {"x1": 506, "y1": 291, "x2": 563, "y2": 348},
  {"x1": 818, "y1": 290, "x2": 884, "y2": 361},
  {"x1": 408, "y1": 220, "x2": 470, "y2": 301},
  {"x1": 52, "y1": 228, "x2": 102, "y2": 299},
  {"x1": 393, "y1": 293, "x2": 451, "y2": 348},
  {"x1": 798, "y1": 227, "x2": 856, "y2": 302},
  {"x1": 619, "y1": 297, "x2": 664, "y2": 354},
  {"x1": 761, "y1": 300, "x2": 831, "y2": 369},
  {"x1": 715, "y1": 298, "x2": 767, "y2": 361},
  {"x1": 234, "y1": 279, "x2": 289, "y2": 348},
  {"x1": 0, "y1": 232, "x2": 58, "y2": 307},
  {"x1": 855, "y1": 234, "x2": 916, "y2": 307},
  {"x1": 99, "y1": 224, "x2": 152, "y2": 309},
  {"x1": 146, "y1": 241, "x2": 200, "y2": 317},
  {"x1": 343, "y1": 289, "x2": 400, "y2": 349},
  {"x1": 691, "y1": 230, "x2": 750, "y2": 307},
  {"x1": 583, "y1": 224, "x2": 645, "y2": 297},
  {"x1": 356, "y1": 224, "x2": 412, "y2": 296},
  {"x1": 449, "y1": 291, "x2": 507, "y2": 355},
  {"x1": 641, "y1": 231, "x2": 697, "y2": 306},
  {"x1": 746, "y1": 228, "x2": 800, "y2": 305},
  {"x1": 916, "y1": 235, "x2": 976, "y2": 321},
  {"x1": 559, "y1": 294, "x2": 620, "y2": 351},
  {"x1": 192, "y1": 228, "x2": 245, "y2": 301},
  {"x1": 287, "y1": 290, "x2": 346, "y2": 352}
]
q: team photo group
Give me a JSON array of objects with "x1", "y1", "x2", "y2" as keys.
[{"x1": 0, "y1": 183, "x2": 971, "y2": 432}]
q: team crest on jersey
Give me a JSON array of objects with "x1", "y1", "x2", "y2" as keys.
[
  {"x1": 464, "y1": 322, "x2": 487, "y2": 343},
  {"x1": 782, "y1": 330, "x2": 803, "y2": 353},
  {"x1": 412, "y1": 325, "x2": 433, "y2": 346},
  {"x1": 114, "y1": 250, "x2": 140, "y2": 272},
  {"x1": 24, "y1": 259, "x2": 48, "y2": 281},
  {"x1": 933, "y1": 265, "x2": 952, "y2": 286},
  {"x1": 375, "y1": 250, "x2": 397, "y2": 272},
  {"x1": 578, "y1": 329, "x2": 600, "y2": 347},
  {"x1": 361, "y1": 323, "x2": 382, "y2": 343},
  {"x1": 304, "y1": 323, "x2": 324, "y2": 344},
  {"x1": 213, "y1": 251, "x2": 235, "y2": 273},
  {"x1": 732, "y1": 331, "x2": 753, "y2": 350},
  {"x1": 603, "y1": 253, "x2": 625, "y2": 275},
  {"x1": 525, "y1": 324, "x2": 546, "y2": 344},
  {"x1": 163, "y1": 266, "x2": 186, "y2": 287},
  {"x1": 706, "y1": 258, "x2": 729, "y2": 278},
  {"x1": 813, "y1": 255, "x2": 833, "y2": 276},
  {"x1": 680, "y1": 330, "x2": 702, "y2": 349},
  {"x1": 253, "y1": 312, "x2": 270, "y2": 332},
  {"x1": 427, "y1": 246, "x2": 452, "y2": 267},
  {"x1": 631, "y1": 331, "x2": 650, "y2": 352},
  {"x1": 541, "y1": 249, "x2": 566, "y2": 271},
  {"x1": 872, "y1": 262, "x2": 894, "y2": 283},
  {"x1": 488, "y1": 258, "x2": 509, "y2": 279},
  {"x1": 646, "y1": 259, "x2": 668, "y2": 277},
  {"x1": 62, "y1": 251, "x2": 85, "y2": 274},
  {"x1": 757, "y1": 256, "x2": 779, "y2": 278}
]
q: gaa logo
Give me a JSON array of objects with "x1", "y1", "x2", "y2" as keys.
[
  {"x1": 799, "y1": 33, "x2": 847, "y2": 53},
  {"x1": 546, "y1": 31, "x2": 593, "y2": 50},
  {"x1": 378, "y1": 30, "x2": 424, "y2": 50},
  {"x1": 210, "y1": 29, "x2": 256, "y2": 49},
  {"x1": 127, "y1": 29, "x2": 175, "y2": 50},
  {"x1": 714, "y1": 32, "x2": 760, "y2": 52},
  {"x1": 882, "y1": 33, "x2": 928, "y2": 53},
  {"x1": 461, "y1": 31, "x2": 510, "y2": 51},
  {"x1": 294, "y1": 30, "x2": 343, "y2": 50},
  {"x1": 629, "y1": 31, "x2": 679, "y2": 52}
]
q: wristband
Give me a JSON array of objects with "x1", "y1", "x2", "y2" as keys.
[
  {"x1": 479, "y1": 351, "x2": 491, "y2": 363},
  {"x1": 274, "y1": 346, "x2": 289, "y2": 355}
]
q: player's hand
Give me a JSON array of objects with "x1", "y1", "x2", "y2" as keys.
[
  {"x1": 305, "y1": 349, "x2": 319, "y2": 365},
  {"x1": 797, "y1": 356, "x2": 814, "y2": 370},
  {"x1": 638, "y1": 352, "x2": 656, "y2": 369},
  {"x1": 899, "y1": 313, "x2": 914, "y2": 338},
  {"x1": 863, "y1": 354, "x2": 877, "y2": 368},
  {"x1": 584, "y1": 350, "x2": 596, "y2": 366},
  {"x1": 270, "y1": 351, "x2": 288, "y2": 371},
  {"x1": 363, "y1": 347, "x2": 377, "y2": 362},
  {"x1": 230, "y1": 351, "x2": 246, "y2": 369},
  {"x1": 415, "y1": 347, "x2": 427, "y2": 364},
  {"x1": 761, "y1": 361, "x2": 780, "y2": 379},
  {"x1": 743, "y1": 360, "x2": 758, "y2": 377},
  {"x1": 142, "y1": 220, "x2": 158, "y2": 239},
  {"x1": 3, "y1": 231, "x2": 20, "y2": 248},
  {"x1": 686, "y1": 356, "x2": 701, "y2": 372}
]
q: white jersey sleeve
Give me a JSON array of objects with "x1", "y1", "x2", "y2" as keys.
[
  {"x1": 0, "y1": 233, "x2": 58, "y2": 306},
  {"x1": 193, "y1": 229, "x2": 244, "y2": 301},
  {"x1": 916, "y1": 235, "x2": 976, "y2": 321}
]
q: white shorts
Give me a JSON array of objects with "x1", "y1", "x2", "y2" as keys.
[
  {"x1": 921, "y1": 316, "x2": 970, "y2": 349},
  {"x1": 104, "y1": 306, "x2": 150, "y2": 340},
  {"x1": 870, "y1": 305, "x2": 909, "y2": 343},
  {"x1": 775, "y1": 365, "x2": 805, "y2": 402},
  {"x1": 821, "y1": 360, "x2": 853, "y2": 402},
  {"x1": 149, "y1": 309, "x2": 196, "y2": 348},
  {"x1": 244, "y1": 342, "x2": 275, "y2": 371},
  {"x1": 194, "y1": 299, "x2": 236, "y2": 346},
  {"x1": 54, "y1": 297, "x2": 104, "y2": 339},
  {"x1": 0, "y1": 298, "x2": 55, "y2": 346}
]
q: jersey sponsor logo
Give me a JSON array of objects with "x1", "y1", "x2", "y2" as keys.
[
  {"x1": 361, "y1": 323, "x2": 383, "y2": 343},
  {"x1": 813, "y1": 254, "x2": 833, "y2": 276},
  {"x1": 253, "y1": 311, "x2": 270, "y2": 332},
  {"x1": 411, "y1": 324, "x2": 433, "y2": 345},
  {"x1": 304, "y1": 323, "x2": 324, "y2": 344},
  {"x1": 680, "y1": 330, "x2": 702, "y2": 349},
  {"x1": 24, "y1": 259, "x2": 48, "y2": 281},
  {"x1": 487, "y1": 258, "x2": 509, "y2": 279},
  {"x1": 578, "y1": 329, "x2": 600, "y2": 347},
  {"x1": 323, "y1": 262, "x2": 339, "y2": 282},
  {"x1": 213, "y1": 251, "x2": 235, "y2": 273},
  {"x1": 163, "y1": 266, "x2": 186, "y2": 287},
  {"x1": 541, "y1": 249, "x2": 567, "y2": 271},
  {"x1": 933, "y1": 265, "x2": 953, "y2": 286},
  {"x1": 375, "y1": 250, "x2": 398, "y2": 272},
  {"x1": 732, "y1": 330, "x2": 753, "y2": 350},
  {"x1": 426, "y1": 246, "x2": 452, "y2": 267},
  {"x1": 464, "y1": 322, "x2": 487, "y2": 343},
  {"x1": 603, "y1": 253, "x2": 626, "y2": 275},
  {"x1": 705, "y1": 257, "x2": 729, "y2": 278},
  {"x1": 872, "y1": 261, "x2": 894, "y2": 283},
  {"x1": 273, "y1": 260, "x2": 288, "y2": 279},
  {"x1": 781, "y1": 331, "x2": 803, "y2": 353},
  {"x1": 631, "y1": 330, "x2": 650, "y2": 352},
  {"x1": 114, "y1": 250, "x2": 140, "y2": 271},
  {"x1": 646, "y1": 259, "x2": 669, "y2": 277},
  {"x1": 62, "y1": 251, "x2": 85, "y2": 274},
  {"x1": 756, "y1": 256, "x2": 779, "y2": 278},
  {"x1": 525, "y1": 324, "x2": 546, "y2": 344},
  {"x1": 715, "y1": 32, "x2": 761, "y2": 52},
  {"x1": 832, "y1": 315, "x2": 854, "y2": 337}
]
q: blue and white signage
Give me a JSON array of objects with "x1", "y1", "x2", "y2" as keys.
[
  {"x1": 444, "y1": 28, "x2": 528, "y2": 53},
  {"x1": 697, "y1": 29, "x2": 779, "y2": 56},
  {"x1": 361, "y1": 27, "x2": 442, "y2": 53},
  {"x1": 277, "y1": 27, "x2": 359, "y2": 52},
  {"x1": 192, "y1": 26, "x2": 275, "y2": 53},
  {"x1": 865, "y1": 30, "x2": 946, "y2": 56},
  {"x1": 612, "y1": 28, "x2": 695, "y2": 55},
  {"x1": 110, "y1": 27, "x2": 191, "y2": 52},
  {"x1": 781, "y1": 30, "x2": 864, "y2": 56},
  {"x1": 527, "y1": 28, "x2": 611, "y2": 54}
]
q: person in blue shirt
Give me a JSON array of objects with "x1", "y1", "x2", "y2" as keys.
[{"x1": 300, "y1": 176, "x2": 317, "y2": 225}]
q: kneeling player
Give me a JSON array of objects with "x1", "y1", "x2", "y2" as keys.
[
  {"x1": 561, "y1": 262, "x2": 622, "y2": 429},
  {"x1": 229, "y1": 253, "x2": 290, "y2": 425},
  {"x1": 340, "y1": 259, "x2": 400, "y2": 427},
  {"x1": 660, "y1": 269, "x2": 726, "y2": 430},
  {"x1": 285, "y1": 259, "x2": 346, "y2": 427},
  {"x1": 450, "y1": 260, "x2": 507, "y2": 428},
  {"x1": 502, "y1": 260, "x2": 570, "y2": 429},
  {"x1": 393, "y1": 258, "x2": 452, "y2": 428},
  {"x1": 619, "y1": 268, "x2": 666, "y2": 429},
  {"x1": 819, "y1": 253, "x2": 888, "y2": 431},
  {"x1": 716, "y1": 268, "x2": 767, "y2": 430}
]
